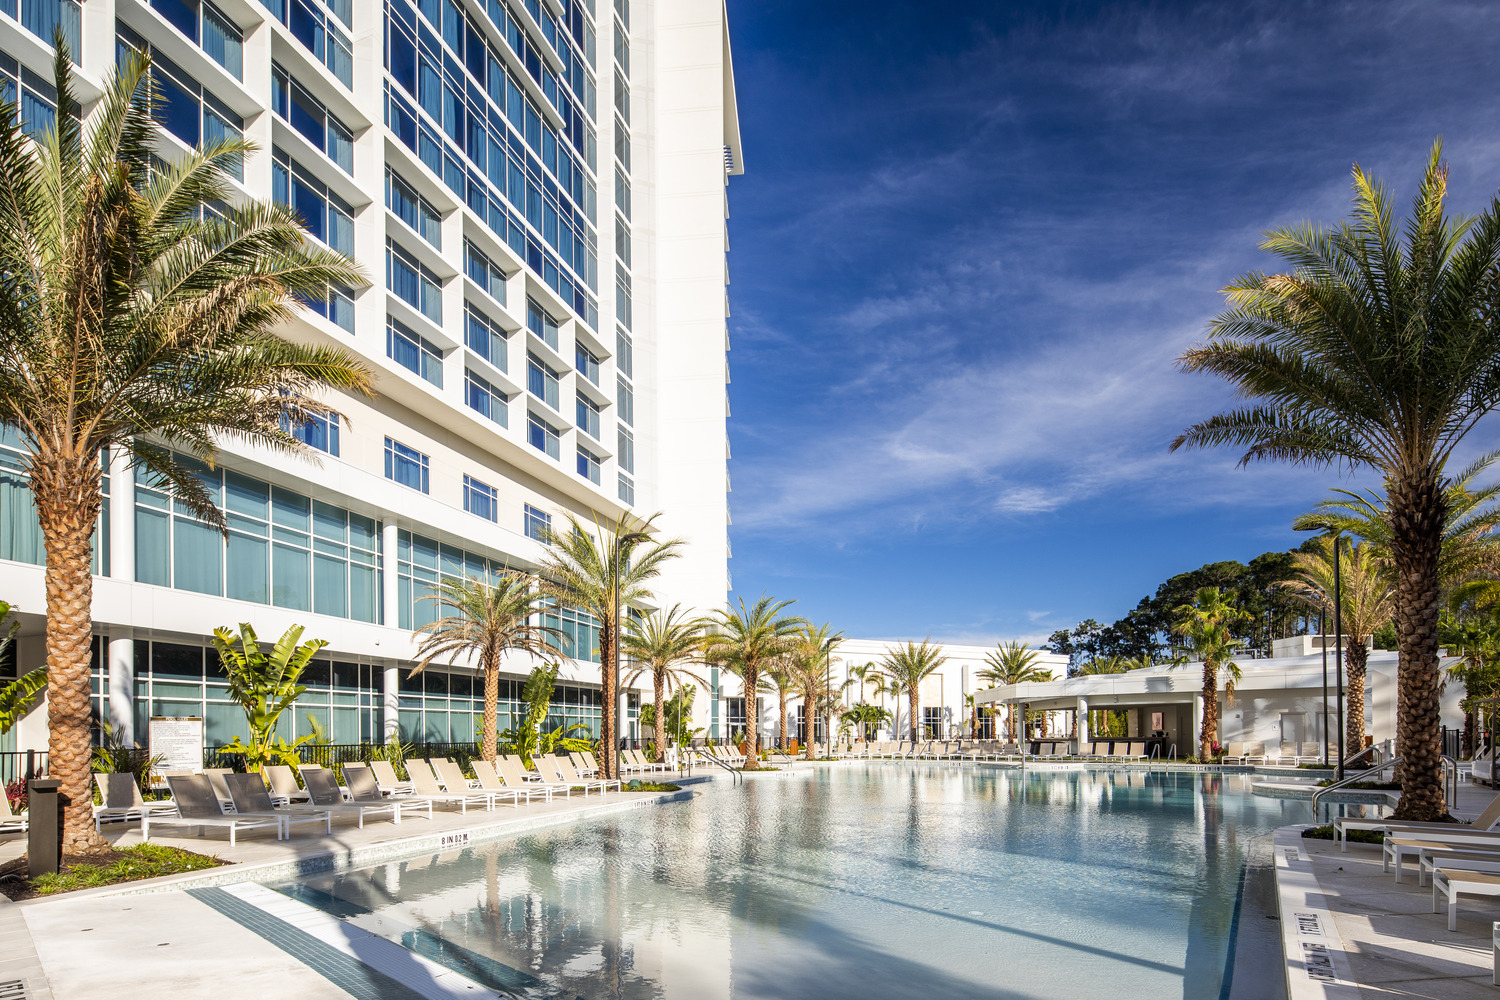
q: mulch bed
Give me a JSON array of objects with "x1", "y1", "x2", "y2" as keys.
[{"x1": 0, "y1": 845, "x2": 226, "y2": 901}]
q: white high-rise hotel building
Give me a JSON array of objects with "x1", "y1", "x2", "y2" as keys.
[{"x1": 0, "y1": 0, "x2": 741, "y2": 754}]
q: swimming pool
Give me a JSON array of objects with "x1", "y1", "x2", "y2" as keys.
[{"x1": 272, "y1": 765, "x2": 1311, "y2": 1000}]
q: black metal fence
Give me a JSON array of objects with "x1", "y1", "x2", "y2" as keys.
[
  {"x1": 1441, "y1": 726, "x2": 1463, "y2": 759},
  {"x1": 202, "y1": 741, "x2": 482, "y2": 772},
  {"x1": 0, "y1": 749, "x2": 47, "y2": 788}
]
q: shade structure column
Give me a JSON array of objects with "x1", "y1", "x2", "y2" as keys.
[
  {"x1": 382, "y1": 662, "x2": 399, "y2": 743},
  {"x1": 1076, "y1": 697, "x2": 1090, "y2": 746},
  {"x1": 381, "y1": 521, "x2": 399, "y2": 628},
  {"x1": 1193, "y1": 692, "x2": 1205, "y2": 755}
]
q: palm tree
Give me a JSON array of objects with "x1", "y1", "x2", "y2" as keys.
[
  {"x1": 0, "y1": 601, "x2": 44, "y2": 737},
  {"x1": 622, "y1": 605, "x2": 707, "y2": 762},
  {"x1": 848, "y1": 661, "x2": 882, "y2": 706},
  {"x1": 702, "y1": 596, "x2": 803, "y2": 770},
  {"x1": 539, "y1": 512, "x2": 683, "y2": 780},
  {"x1": 786, "y1": 623, "x2": 839, "y2": 760},
  {"x1": 411, "y1": 575, "x2": 560, "y2": 762},
  {"x1": 1171, "y1": 587, "x2": 1250, "y2": 759},
  {"x1": 762, "y1": 662, "x2": 796, "y2": 751},
  {"x1": 1276, "y1": 537, "x2": 1394, "y2": 753},
  {"x1": 881, "y1": 639, "x2": 949, "y2": 742},
  {"x1": 1171, "y1": 143, "x2": 1500, "y2": 818},
  {"x1": 979, "y1": 641, "x2": 1053, "y2": 741},
  {"x1": 1294, "y1": 454, "x2": 1500, "y2": 600},
  {"x1": 0, "y1": 53, "x2": 370, "y2": 849}
]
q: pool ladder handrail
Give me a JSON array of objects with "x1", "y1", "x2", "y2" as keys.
[
  {"x1": 1441, "y1": 754, "x2": 1458, "y2": 809},
  {"x1": 1311, "y1": 755, "x2": 1402, "y2": 819},
  {"x1": 693, "y1": 748, "x2": 742, "y2": 787}
]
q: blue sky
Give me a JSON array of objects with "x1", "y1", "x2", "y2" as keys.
[{"x1": 720, "y1": 0, "x2": 1500, "y2": 644}]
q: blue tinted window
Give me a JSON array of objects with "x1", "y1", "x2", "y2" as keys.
[{"x1": 384, "y1": 437, "x2": 429, "y2": 493}]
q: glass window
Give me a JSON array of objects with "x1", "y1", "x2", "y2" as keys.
[
  {"x1": 386, "y1": 316, "x2": 444, "y2": 387},
  {"x1": 386, "y1": 169, "x2": 442, "y2": 248},
  {"x1": 575, "y1": 392, "x2": 599, "y2": 440},
  {"x1": 617, "y1": 472, "x2": 633, "y2": 506},
  {"x1": 151, "y1": 0, "x2": 243, "y2": 79},
  {"x1": 19, "y1": 0, "x2": 80, "y2": 58},
  {"x1": 285, "y1": 411, "x2": 339, "y2": 455},
  {"x1": 617, "y1": 375, "x2": 633, "y2": 426},
  {"x1": 576, "y1": 445, "x2": 600, "y2": 484},
  {"x1": 614, "y1": 211, "x2": 630, "y2": 267},
  {"x1": 527, "y1": 412, "x2": 559, "y2": 460},
  {"x1": 526, "y1": 298, "x2": 559, "y2": 351},
  {"x1": 0, "y1": 55, "x2": 57, "y2": 141},
  {"x1": 616, "y1": 328, "x2": 632, "y2": 378},
  {"x1": 386, "y1": 239, "x2": 443, "y2": 324},
  {"x1": 465, "y1": 369, "x2": 507, "y2": 427},
  {"x1": 523, "y1": 503, "x2": 551, "y2": 543},
  {"x1": 384, "y1": 437, "x2": 430, "y2": 493},
  {"x1": 527, "y1": 354, "x2": 559, "y2": 410},
  {"x1": 118, "y1": 30, "x2": 245, "y2": 179},
  {"x1": 463, "y1": 475, "x2": 497, "y2": 522},
  {"x1": 265, "y1": 0, "x2": 352, "y2": 87},
  {"x1": 464, "y1": 240, "x2": 507, "y2": 305},
  {"x1": 617, "y1": 424, "x2": 633, "y2": 474},
  {"x1": 297, "y1": 281, "x2": 355, "y2": 333},
  {"x1": 273, "y1": 148, "x2": 352, "y2": 255},
  {"x1": 614, "y1": 166, "x2": 630, "y2": 220},
  {"x1": 465, "y1": 304, "x2": 507, "y2": 371},
  {"x1": 272, "y1": 63, "x2": 353, "y2": 173},
  {"x1": 575, "y1": 343, "x2": 600, "y2": 386}
]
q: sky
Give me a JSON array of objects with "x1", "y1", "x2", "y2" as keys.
[{"x1": 719, "y1": 0, "x2": 1500, "y2": 645}]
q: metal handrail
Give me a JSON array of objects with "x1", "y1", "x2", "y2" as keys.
[
  {"x1": 1311, "y1": 756, "x2": 1402, "y2": 818},
  {"x1": 1342, "y1": 744, "x2": 1379, "y2": 769},
  {"x1": 1441, "y1": 755, "x2": 1458, "y2": 808},
  {"x1": 692, "y1": 748, "x2": 742, "y2": 787}
]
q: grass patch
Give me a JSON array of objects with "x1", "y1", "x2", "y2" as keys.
[
  {"x1": 0, "y1": 843, "x2": 224, "y2": 900},
  {"x1": 739, "y1": 766, "x2": 780, "y2": 772},
  {"x1": 623, "y1": 781, "x2": 680, "y2": 792},
  {"x1": 1302, "y1": 824, "x2": 1384, "y2": 844}
]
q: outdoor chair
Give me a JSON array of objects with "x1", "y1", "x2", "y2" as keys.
[
  {"x1": 1432, "y1": 866, "x2": 1500, "y2": 930},
  {"x1": 348, "y1": 766, "x2": 430, "y2": 821},
  {"x1": 569, "y1": 752, "x2": 598, "y2": 777},
  {"x1": 1418, "y1": 847, "x2": 1500, "y2": 888},
  {"x1": 264, "y1": 765, "x2": 311, "y2": 806},
  {"x1": 144, "y1": 774, "x2": 283, "y2": 846},
  {"x1": 94, "y1": 772, "x2": 177, "y2": 831},
  {"x1": 432, "y1": 759, "x2": 514, "y2": 809},
  {"x1": 368, "y1": 759, "x2": 415, "y2": 797},
  {"x1": 499, "y1": 754, "x2": 575, "y2": 797},
  {"x1": 1272, "y1": 742, "x2": 1299, "y2": 766},
  {"x1": 301, "y1": 767, "x2": 406, "y2": 827},
  {"x1": 1122, "y1": 742, "x2": 1148, "y2": 762},
  {"x1": 549, "y1": 754, "x2": 621, "y2": 795},
  {"x1": 1336, "y1": 794, "x2": 1500, "y2": 851},
  {"x1": 1298, "y1": 742, "x2": 1324, "y2": 765},
  {"x1": 1221, "y1": 742, "x2": 1246, "y2": 764},
  {"x1": 473, "y1": 759, "x2": 551, "y2": 804},
  {"x1": 626, "y1": 748, "x2": 670, "y2": 773},
  {"x1": 203, "y1": 767, "x2": 236, "y2": 807},
  {"x1": 1384, "y1": 837, "x2": 1500, "y2": 884},
  {"x1": 224, "y1": 773, "x2": 331, "y2": 838},
  {"x1": 407, "y1": 760, "x2": 493, "y2": 813}
]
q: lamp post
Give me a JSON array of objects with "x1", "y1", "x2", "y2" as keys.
[
  {"x1": 1332, "y1": 531, "x2": 1346, "y2": 782},
  {"x1": 610, "y1": 529, "x2": 650, "y2": 780},
  {"x1": 1320, "y1": 609, "x2": 1329, "y2": 767},
  {"x1": 822, "y1": 638, "x2": 838, "y2": 755}
]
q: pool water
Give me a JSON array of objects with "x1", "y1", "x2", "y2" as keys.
[{"x1": 272, "y1": 765, "x2": 1312, "y2": 1000}]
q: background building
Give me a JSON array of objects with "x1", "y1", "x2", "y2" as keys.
[{"x1": 0, "y1": 0, "x2": 740, "y2": 760}]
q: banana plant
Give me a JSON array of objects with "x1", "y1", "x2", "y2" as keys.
[
  {"x1": 0, "y1": 601, "x2": 44, "y2": 736},
  {"x1": 211, "y1": 623, "x2": 326, "y2": 772},
  {"x1": 495, "y1": 663, "x2": 592, "y2": 767}
]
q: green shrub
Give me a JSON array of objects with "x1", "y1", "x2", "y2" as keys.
[
  {"x1": 1301, "y1": 824, "x2": 1384, "y2": 844},
  {"x1": 29, "y1": 844, "x2": 221, "y2": 895}
]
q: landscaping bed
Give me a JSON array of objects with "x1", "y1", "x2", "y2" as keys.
[
  {"x1": 625, "y1": 781, "x2": 680, "y2": 792},
  {"x1": 0, "y1": 843, "x2": 225, "y2": 901},
  {"x1": 1301, "y1": 823, "x2": 1384, "y2": 845}
]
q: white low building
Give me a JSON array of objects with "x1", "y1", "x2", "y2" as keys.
[{"x1": 974, "y1": 645, "x2": 1466, "y2": 756}]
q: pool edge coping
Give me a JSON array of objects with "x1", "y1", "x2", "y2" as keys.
[{"x1": 1271, "y1": 824, "x2": 1362, "y2": 1000}]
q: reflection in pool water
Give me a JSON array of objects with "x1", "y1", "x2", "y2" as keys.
[{"x1": 272, "y1": 765, "x2": 1317, "y2": 1000}]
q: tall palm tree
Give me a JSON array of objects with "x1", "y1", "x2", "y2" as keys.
[
  {"x1": 762, "y1": 662, "x2": 796, "y2": 751},
  {"x1": 881, "y1": 639, "x2": 949, "y2": 743},
  {"x1": 539, "y1": 512, "x2": 683, "y2": 780},
  {"x1": 1276, "y1": 537, "x2": 1394, "y2": 753},
  {"x1": 1171, "y1": 587, "x2": 1250, "y2": 760},
  {"x1": 787, "y1": 623, "x2": 839, "y2": 760},
  {"x1": 848, "y1": 661, "x2": 882, "y2": 706},
  {"x1": 702, "y1": 596, "x2": 803, "y2": 770},
  {"x1": 1172, "y1": 142, "x2": 1500, "y2": 818},
  {"x1": 0, "y1": 53, "x2": 369, "y2": 849},
  {"x1": 411, "y1": 575, "x2": 560, "y2": 762},
  {"x1": 979, "y1": 641, "x2": 1053, "y2": 741},
  {"x1": 622, "y1": 604, "x2": 707, "y2": 762},
  {"x1": 1294, "y1": 454, "x2": 1500, "y2": 600}
]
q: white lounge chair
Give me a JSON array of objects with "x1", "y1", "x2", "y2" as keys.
[
  {"x1": 498, "y1": 754, "x2": 574, "y2": 797},
  {"x1": 473, "y1": 759, "x2": 551, "y2": 804},
  {"x1": 407, "y1": 760, "x2": 493, "y2": 813},
  {"x1": 94, "y1": 772, "x2": 177, "y2": 831},
  {"x1": 0, "y1": 790, "x2": 26, "y2": 835},
  {"x1": 432, "y1": 759, "x2": 517, "y2": 809},
  {"x1": 1432, "y1": 866, "x2": 1500, "y2": 930},
  {"x1": 264, "y1": 765, "x2": 310, "y2": 806},
  {"x1": 547, "y1": 753, "x2": 620, "y2": 795},
  {"x1": 224, "y1": 773, "x2": 332, "y2": 838},
  {"x1": 368, "y1": 759, "x2": 415, "y2": 797},
  {"x1": 1338, "y1": 794, "x2": 1500, "y2": 851},
  {"x1": 301, "y1": 767, "x2": 408, "y2": 827}
]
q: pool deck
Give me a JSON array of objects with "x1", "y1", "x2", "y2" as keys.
[
  {"x1": 0, "y1": 773, "x2": 723, "y2": 1000},
  {"x1": 1273, "y1": 780, "x2": 1500, "y2": 999}
]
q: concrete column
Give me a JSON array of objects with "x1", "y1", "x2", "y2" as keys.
[
  {"x1": 107, "y1": 447, "x2": 133, "y2": 581},
  {"x1": 381, "y1": 521, "x2": 399, "y2": 628},
  {"x1": 107, "y1": 635, "x2": 134, "y2": 745},
  {"x1": 382, "y1": 662, "x2": 399, "y2": 743},
  {"x1": 1076, "y1": 697, "x2": 1089, "y2": 745},
  {"x1": 1193, "y1": 693, "x2": 1205, "y2": 755}
]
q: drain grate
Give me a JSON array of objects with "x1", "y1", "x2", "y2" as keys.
[{"x1": 0, "y1": 979, "x2": 28, "y2": 1000}]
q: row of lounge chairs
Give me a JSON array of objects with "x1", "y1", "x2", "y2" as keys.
[
  {"x1": 1222, "y1": 741, "x2": 1330, "y2": 766},
  {"x1": 88, "y1": 751, "x2": 630, "y2": 845},
  {"x1": 1335, "y1": 794, "x2": 1500, "y2": 930}
]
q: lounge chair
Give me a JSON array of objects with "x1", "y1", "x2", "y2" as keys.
[
  {"x1": 432, "y1": 758, "x2": 518, "y2": 809},
  {"x1": 1337, "y1": 794, "x2": 1500, "y2": 851},
  {"x1": 224, "y1": 773, "x2": 331, "y2": 837},
  {"x1": 1432, "y1": 866, "x2": 1500, "y2": 930},
  {"x1": 569, "y1": 752, "x2": 598, "y2": 777},
  {"x1": 547, "y1": 754, "x2": 621, "y2": 795},
  {"x1": 1298, "y1": 741, "x2": 1325, "y2": 765},
  {"x1": 498, "y1": 754, "x2": 574, "y2": 797},
  {"x1": 473, "y1": 759, "x2": 551, "y2": 804},
  {"x1": 144, "y1": 775, "x2": 284, "y2": 846},
  {"x1": 406, "y1": 760, "x2": 493, "y2": 813},
  {"x1": 1119, "y1": 742, "x2": 1148, "y2": 762},
  {"x1": 202, "y1": 767, "x2": 237, "y2": 807},
  {"x1": 301, "y1": 767, "x2": 406, "y2": 827},
  {"x1": 94, "y1": 773, "x2": 177, "y2": 831},
  {"x1": 264, "y1": 765, "x2": 311, "y2": 806},
  {"x1": 629, "y1": 748, "x2": 672, "y2": 773},
  {"x1": 0, "y1": 790, "x2": 26, "y2": 834},
  {"x1": 368, "y1": 759, "x2": 415, "y2": 797},
  {"x1": 348, "y1": 766, "x2": 430, "y2": 821}
]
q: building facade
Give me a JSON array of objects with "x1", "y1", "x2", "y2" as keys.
[{"x1": 0, "y1": 0, "x2": 740, "y2": 755}]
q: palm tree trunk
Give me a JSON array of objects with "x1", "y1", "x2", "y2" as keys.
[
  {"x1": 909, "y1": 687, "x2": 919, "y2": 743},
  {"x1": 778, "y1": 692, "x2": 788, "y2": 751},
  {"x1": 1389, "y1": 473, "x2": 1449, "y2": 821},
  {"x1": 653, "y1": 667, "x2": 666, "y2": 763},
  {"x1": 480, "y1": 647, "x2": 499, "y2": 762},
  {"x1": 1345, "y1": 639, "x2": 1368, "y2": 756},
  {"x1": 31, "y1": 453, "x2": 106, "y2": 852},
  {"x1": 742, "y1": 663, "x2": 760, "y2": 770},
  {"x1": 1200, "y1": 659, "x2": 1218, "y2": 760},
  {"x1": 804, "y1": 687, "x2": 816, "y2": 761},
  {"x1": 600, "y1": 621, "x2": 618, "y2": 780}
]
